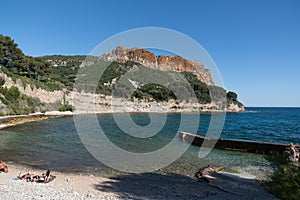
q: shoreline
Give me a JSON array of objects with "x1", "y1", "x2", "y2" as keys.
[
  {"x1": 0, "y1": 109, "x2": 244, "y2": 130},
  {"x1": 0, "y1": 111, "x2": 73, "y2": 129}
]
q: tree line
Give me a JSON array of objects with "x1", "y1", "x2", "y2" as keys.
[{"x1": 0, "y1": 34, "x2": 51, "y2": 79}]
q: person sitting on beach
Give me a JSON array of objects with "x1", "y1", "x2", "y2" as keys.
[
  {"x1": 0, "y1": 161, "x2": 8, "y2": 173},
  {"x1": 44, "y1": 170, "x2": 52, "y2": 183},
  {"x1": 289, "y1": 143, "x2": 299, "y2": 162}
]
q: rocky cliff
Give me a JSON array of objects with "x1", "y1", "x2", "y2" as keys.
[
  {"x1": 0, "y1": 73, "x2": 65, "y2": 104},
  {"x1": 99, "y1": 46, "x2": 213, "y2": 85}
]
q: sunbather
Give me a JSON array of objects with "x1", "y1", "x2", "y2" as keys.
[
  {"x1": 17, "y1": 170, "x2": 54, "y2": 183},
  {"x1": 0, "y1": 161, "x2": 8, "y2": 173}
]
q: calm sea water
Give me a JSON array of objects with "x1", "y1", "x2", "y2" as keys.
[{"x1": 0, "y1": 107, "x2": 299, "y2": 178}]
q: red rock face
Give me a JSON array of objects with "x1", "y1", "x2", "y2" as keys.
[
  {"x1": 157, "y1": 55, "x2": 194, "y2": 72},
  {"x1": 127, "y1": 49, "x2": 157, "y2": 63},
  {"x1": 100, "y1": 46, "x2": 214, "y2": 85}
]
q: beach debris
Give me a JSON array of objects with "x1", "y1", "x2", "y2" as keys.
[
  {"x1": 195, "y1": 165, "x2": 223, "y2": 181},
  {"x1": 16, "y1": 170, "x2": 55, "y2": 183},
  {"x1": 0, "y1": 161, "x2": 8, "y2": 173}
]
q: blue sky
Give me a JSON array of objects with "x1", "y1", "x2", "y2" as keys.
[{"x1": 1, "y1": 0, "x2": 300, "y2": 107}]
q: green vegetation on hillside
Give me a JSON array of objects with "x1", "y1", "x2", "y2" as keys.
[
  {"x1": 0, "y1": 65, "x2": 63, "y2": 91},
  {"x1": 182, "y1": 72, "x2": 211, "y2": 103},
  {"x1": 39, "y1": 55, "x2": 87, "y2": 63},
  {"x1": 48, "y1": 65, "x2": 79, "y2": 89},
  {"x1": 97, "y1": 61, "x2": 135, "y2": 95},
  {"x1": 131, "y1": 72, "x2": 211, "y2": 103},
  {"x1": 133, "y1": 84, "x2": 176, "y2": 102},
  {"x1": 73, "y1": 60, "x2": 137, "y2": 95}
]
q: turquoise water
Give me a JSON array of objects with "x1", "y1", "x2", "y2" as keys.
[{"x1": 0, "y1": 107, "x2": 299, "y2": 178}]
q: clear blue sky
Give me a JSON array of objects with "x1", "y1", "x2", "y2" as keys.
[{"x1": 2, "y1": 0, "x2": 300, "y2": 107}]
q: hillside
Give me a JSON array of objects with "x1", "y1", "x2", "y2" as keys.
[{"x1": 0, "y1": 34, "x2": 244, "y2": 115}]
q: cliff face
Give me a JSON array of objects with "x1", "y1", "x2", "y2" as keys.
[
  {"x1": 0, "y1": 73, "x2": 64, "y2": 104},
  {"x1": 100, "y1": 46, "x2": 214, "y2": 85}
]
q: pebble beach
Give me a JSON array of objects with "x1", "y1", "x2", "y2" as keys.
[{"x1": 0, "y1": 163, "x2": 278, "y2": 200}]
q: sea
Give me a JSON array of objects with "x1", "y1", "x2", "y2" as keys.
[{"x1": 0, "y1": 107, "x2": 299, "y2": 178}]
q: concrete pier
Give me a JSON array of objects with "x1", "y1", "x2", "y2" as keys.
[{"x1": 179, "y1": 131, "x2": 297, "y2": 155}]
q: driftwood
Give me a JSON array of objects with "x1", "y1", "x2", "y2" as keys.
[{"x1": 195, "y1": 165, "x2": 223, "y2": 180}]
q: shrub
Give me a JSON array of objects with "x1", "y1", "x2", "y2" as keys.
[
  {"x1": 264, "y1": 153, "x2": 300, "y2": 200},
  {"x1": 58, "y1": 104, "x2": 73, "y2": 112},
  {"x1": 3, "y1": 86, "x2": 21, "y2": 103},
  {"x1": 0, "y1": 77, "x2": 5, "y2": 87}
]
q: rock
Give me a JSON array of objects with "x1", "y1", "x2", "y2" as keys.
[
  {"x1": 100, "y1": 46, "x2": 214, "y2": 85},
  {"x1": 226, "y1": 102, "x2": 245, "y2": 112}
]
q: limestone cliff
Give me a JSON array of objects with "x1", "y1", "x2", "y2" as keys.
[
  {"x1": 0, "y1": 73, "x2": 65, "y2": 104},
  {"x1": 0, "y1": 71, "x2": 66, "y2": 115},
  {"x1": 0, "y1": 71, "x2": 244, "y2": 114},
  {"x1": 99, "y1": 46, "x2": 213, "y2": 85}
]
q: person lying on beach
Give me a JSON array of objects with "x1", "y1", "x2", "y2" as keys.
[
  {"x1": 17, "y1": 172, "x2": 37, "y2": 182},
  {"x1": 16, "y1": 170, "x2": 54, "y2": 183},
  {"x1": 0, "y1": 161, "x2": 8, "y2": 173}
]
